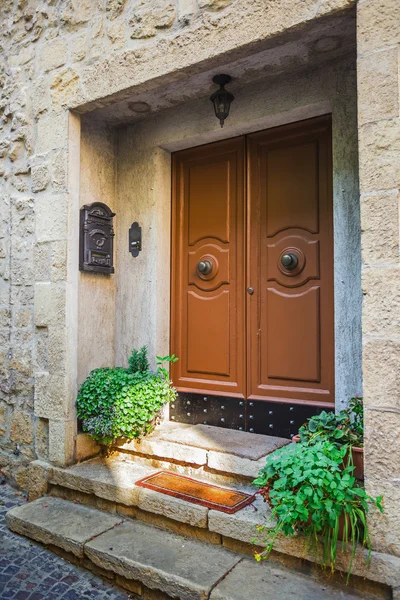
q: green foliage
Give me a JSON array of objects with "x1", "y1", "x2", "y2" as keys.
[
  {"x1": 156, "y1": 353, "x2": 178, "y2": 379},
  {"x1": 76, "y1": 348, "x2": 177, "y2": 445},
  {"x1": 128, "y1": 346, "x2": 149, "y2": 374},
  {"x1": 253, "y1": 441, "x2": 382, "y2": 580},
  {"x1": 298, "y1": 398, "x2": 364, "y2": 447}
]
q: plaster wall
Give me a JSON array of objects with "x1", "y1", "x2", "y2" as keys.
[
  {"x1": 114, "y1": 54, "x2": 361, "y2": 408},
  {"x1": 78, "y1": 120, "x2": 116, "y2": 384}
]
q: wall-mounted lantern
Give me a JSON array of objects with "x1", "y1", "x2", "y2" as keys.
[{"x1": 210, "y1": 74, "x2": 234, "y2": 128}]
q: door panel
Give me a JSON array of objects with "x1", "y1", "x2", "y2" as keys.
[
  {"x1": 247, "y1": 116, "x2": 334, "y2": 404},
  {"x1": 171, "y1": 137, "x2": 246, "y2": 397}
]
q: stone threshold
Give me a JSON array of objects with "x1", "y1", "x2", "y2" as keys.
[
  {"x1": 109, "y1": 422, "x2": 291, "y2": 480},
  {"x1": 6, "y1": 496, "x2": 383, "y2": 600}
]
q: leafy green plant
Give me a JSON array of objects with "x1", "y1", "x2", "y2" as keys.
[
  {"x1": 128, "y1": 346, "x2": 149, "y2": 374},
  {"x1": 253, "y1": 441, "x2": 382, "y2": 580},
  {"x1": 298, "y1": 398, "x2": 364, "y2": 448},
  {"x1": 156, "y1": 353, "x2": 178, "y2": 379},
  {"x1": 76, "y1": 348, "x2": 177, "y2": 445}
]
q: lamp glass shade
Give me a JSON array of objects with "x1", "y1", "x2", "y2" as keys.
[{"x1": 210, "y1": 88, "x2": 234, "y2": 128}]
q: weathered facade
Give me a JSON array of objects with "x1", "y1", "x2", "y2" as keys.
[{"x1": 0, "y1": 0, "x2": 399, "y2": 588}]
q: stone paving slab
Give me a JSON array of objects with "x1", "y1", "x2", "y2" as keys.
[
  {"x1": 207, "y1": 450, "x2": 268, "y2": 479},
  {"x1": 158, "y1": 423, "x2": 290, "y2": 460},
  {"x1": 137, "y1": 486, "x2": 208, "y2": 528},
  {"x1": 49, "y1": 456, "x2": 210, "y2": 526},
  {"x1": 6, "y1": 496, "x2": 123, "y2": 558},
  {"x1": 208, "y1": 494, "x2": 275, "y2": 544},
  {"x1": 118, "y1": 437, "x2": 208, "y2": 466},
  {"x1": 0, "y1": 482, "x2": 129, "y2": 600},
  {"x1": 49, "y1": 455, "x2": 157, "y2": 506},
  {"x1": 85, "y1": 520, "x2": 241, "y2": 600},
  {"x1": 209, "y1": 558, "x2": 370, "y2": 600}
]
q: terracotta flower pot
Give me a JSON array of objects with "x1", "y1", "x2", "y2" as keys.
[
  {"x1": 351, "y1": 446, "x2": 364, "y2": 480},
  {"x1": 292, "y1": 434, "x2": 301, "y2": 443}
]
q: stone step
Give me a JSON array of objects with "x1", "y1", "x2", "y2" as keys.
[
  {"x1": 112, "y1": 421, "x2": 290, "y2": 480},
  {"x1": 45, "y1": 454, "x2": 273, "y2": 534},
  {"x1": 6, "y1": 496, "x2": 377, "y2": 600}
]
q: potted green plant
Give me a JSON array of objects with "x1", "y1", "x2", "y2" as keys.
[
  {"x1": 76, "y1": 346, "x2": 178, "y2": 445},
  {"x1": 294, "y1": 398, "x2": 364, "y2": 479},
  {"x1": 253, "y1": 440, "x2": 383, "y2": 581}
]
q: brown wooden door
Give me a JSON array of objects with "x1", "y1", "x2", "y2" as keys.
[
  {"x1": 171, "y1": 137, "x2": 246, "y2": 397},
  {"x1": 171, "y1": 116, "x2": 334, "y2": 407},
  {"x1": 247, "y1": 116, "x2": 334, "y2": 405}
]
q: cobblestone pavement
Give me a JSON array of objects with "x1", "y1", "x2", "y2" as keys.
[{"x1": 0, "y1": 481, "x2": 131, "y2": 600}]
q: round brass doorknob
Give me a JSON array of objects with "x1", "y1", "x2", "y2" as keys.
[
  {"x1": 197, "y1": 260, "x2": 213, "y2": 275},
  {"x1": 281, "y1": 253, "x2": 299, "y2": 270}
]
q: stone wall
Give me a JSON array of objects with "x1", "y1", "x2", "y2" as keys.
[
  {"x1": 357, "y1": 0, "x2": 400, "y2": 558},
  {"x1": 0, "y1": 0, "x2": 355, "y2": 485}
]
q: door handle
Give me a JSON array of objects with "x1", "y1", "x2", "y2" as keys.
[
  {"x1": 247, "y1": 287, "x2": 254, "y2": 295},
  {"x1": 281, "y1": 253, "x2": 299, "y2": 270},
  {"x1": 197, "y1": 260, "x2": 213, "y2": 275}
]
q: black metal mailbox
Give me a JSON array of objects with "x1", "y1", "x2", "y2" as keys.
[{"x1": 79, "y1": 202, "x2": 115, "y2": 274}]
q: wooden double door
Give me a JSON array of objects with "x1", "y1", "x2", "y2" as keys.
[{"x1": 171, "y1": 116, "x2": 334, "y2": 408}]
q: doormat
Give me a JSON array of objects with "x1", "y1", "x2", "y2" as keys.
[{"x1": 135, "y1": 471, "x2": 255, "y2": 514}]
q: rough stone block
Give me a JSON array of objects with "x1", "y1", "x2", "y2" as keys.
[
  {"x1": 6, "y1": 496, "x2": 123, "y2": 557},
  {"x1": 359, "y1": 119, "x2": 400, "y2": 193},
  {"x1": 119, "y1": 437, "x2": 207, "y2": 466},
  {"x1": 47, "y1": 327, "x2": 67, "y2": 372},
  {"x1": 85, "y1": 520, "x2": 241, "y2": 600},
  {"x1": 198, "y1": 0, "x2": 234, "y2": 10},
  {"x1": 363, "y1": 340, "x2": 400, "y2": 409},
  {"x1": 137, "y1": 486, "x2": 208, "y2": 528},
  {"x1": 107, "y1": 19, "x2": 127, "y2": 48},
  {"x1": 129, "y1": 0, "x2": 177, "y2": 39},
  {"x1": 34, "y1": 282, "x2": 66, "y2": 328},
  {"x1": 361, "y1": 190, "x2": 399, "y2": 264},
  {"x1": 357, "y1": 0, "x2": 400, "y2": 54},
  {"x1": 48, "y1": 456, "x2": 147, "y2": 505},
  {"x1": 364, "y1": 409, "x2": 400, "y2": 482},
  {"x1": 26, "y1": 459, "x2": 50, "y2": 500},
  {"x1": 37, "y1": 112, "x2": 67, "y2": 154},
  {"x1": 358, "y1": 48, "x2": 399, "y2": 124},
  {"x1": 207, "y1": 451, "x2": 267, "y2": 479},
  {"x1": 36, "y1": 418, "x2": 49, "y2": 460},
  {"x1": 158, "y1": 423, "x2": 289, "y2": 460},
  {"x1": 209, "y1": 557, "x2": 364, "y2": 600},
  {"x1": 76, "y1": 432, "x2": 101, "y2": 461},
  {"x1": 34, "y1": 372, "x2": 68, "y2": 419},
  {"x1": 10, "y1": 410, "x2": 34, "y2": 444},
  {"x1": 31, "y1": 164, "x2": 50, "y2": 192},
  {"x1": 366, "y1": 478, "x2": 400, "y2": 558},
  {"x1": 49, "y1": 419, "x2": 76, "y2": 465},
  {"x1": 71, "y1": 31, "x2": 88, "y2": 62},
  {"x1": 50, "y1": 68, "x2": 83, "y2": 109},
  {"x1": 362, "y1": 267, "x2": 400, "y2": 336},
  {"x1": 208, "y1": 494, "x2": 274, "y2": 544},
  {"x1": 36, "y1": 194, "x2": 67, "y2": 242},
  {"x1": 39, "y1": 37, "x2": 68, "y2": 72}
]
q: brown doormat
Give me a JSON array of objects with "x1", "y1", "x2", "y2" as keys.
[{"x1": 135, "y1": 471, "x2": 256, "y2": 514}]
